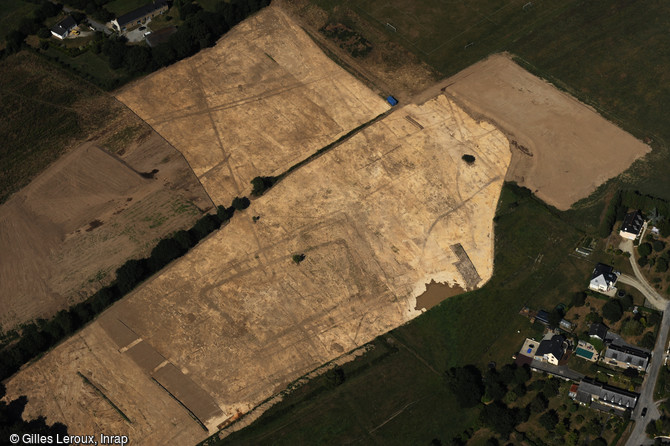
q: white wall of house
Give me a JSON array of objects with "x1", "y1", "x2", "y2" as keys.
[{"x1": 619, "y1": 230, "x2": 638, "y2": 240}]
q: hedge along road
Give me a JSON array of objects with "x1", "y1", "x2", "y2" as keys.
[{"x1": 620, "y1": 239, "x2": 670, "y2": 446}]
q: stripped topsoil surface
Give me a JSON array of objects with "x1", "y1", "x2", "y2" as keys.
[
  {"x1": 4, "y1": 92, "x2": 511, "y2": 445},
  {"x1": 115, "y1": 6, "x2": 390, "y2": 206},
  {"x1": 436, "y1": 54, "x2": 651, "y2": 210}
]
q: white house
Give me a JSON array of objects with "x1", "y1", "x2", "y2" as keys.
[
  {"x1": 619, "y1": 210, "x2": 645, "y2": 240},
  {"x1": 589, "y1": 263, "x2": 619, "y2": 293},
  {"x1": 51, "y1": 16, "x2": 77, "y2": 40},
  {"x1": 534, "y1": 334, "x2": 566, "y2": 365}
]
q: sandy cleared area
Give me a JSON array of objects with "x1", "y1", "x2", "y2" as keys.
[
  {"x1": 0, "y1": 132, "x2": 213, "y2": 331},
  {"x1": 437, "y1": 54, "x2": 651, "y2": 210},
  {"x1": 115, "y1": 6, "x2": 390, "y2": 206},
  {"x1": 5, "y1": 94, "x2": 510, "y2": 445}
]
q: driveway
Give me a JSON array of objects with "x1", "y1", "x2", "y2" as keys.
[
  {"x1": 621, "y1": 239, "x2": 670, "y2": 446},
  {"x1": 60, "y1": 4, "x2": 112, "y2": 35}
]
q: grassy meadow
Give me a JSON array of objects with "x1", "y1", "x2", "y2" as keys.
[{"x1": 0, "y1": 52, "x2": 113, "y2": 202}]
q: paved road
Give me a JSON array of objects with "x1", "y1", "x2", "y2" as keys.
[
  {"x1": 530, "y1": 359, "x2": 584, "y2": 381},
  {"x1": 620, "y1": 240, "x2": 670, "y2": 446}
]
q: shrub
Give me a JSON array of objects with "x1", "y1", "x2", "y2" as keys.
[
  {"x1": 325, "y1": 367, "x2": 345, "y2": 387},
  {"x1": 231, "y1": 196, "x2": 250, "y2": 210},
  {"x1": 479, "y1": 402, "x2": 519, "y2": 436},
  {"x1": 638, "y1": 242, "x2": 652, "y2": 257},
  {"x1": 621, "y1": 293, "x2": 634, "y2": 310},
  {"x1": 251, "y1": 176, "x2": 275, "y2": 196},
  {"x1": 292, "y1": 253, "x2": 306, "y2": 264},
  {"x1": 190, "y1": 214, "x2": 220, "y2": 241},
  {"x1": 445, "y1": 365, "x2": 484, "y2": 408},
  {"x1": 603, "y1": 299, "x2": 623, "y2": 322},
  {"x1": 462, "y1": 154, "x2": 476, "y2": 164},
  {"x1": 115, "y1": 259, "x2": 148, "y2": 294},
  {"x1": 653, "y1": 240, "x2": 666, "y2": 252},
  {"x1": 148, "y1": 237, "x2": 184, "y2": 272},
  {"x1": 216, "y1": 205, "x2": 234, "y2": 223},
  {"x1": 622, "y1": 319, "x2": 643, "y2": 336},
  {"x1": 539, "y1": 409, "x2": 559, "y2": 431}
]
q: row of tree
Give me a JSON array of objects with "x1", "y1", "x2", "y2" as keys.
[
  {"x1": 0, "y1": 195, "x2": 251, "y2": 382},
  {"x1": 99, "y1": 0, "x2": 271, "y2": 80}
]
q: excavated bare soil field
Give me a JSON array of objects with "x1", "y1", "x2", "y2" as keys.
[
  {"x1": 0, "y1": 131, "x2": 213, "y2": 331},
  {"x1": 4, "y1": 93, "x2": 511, "y2": 445},
  {"x1": 438, "y1": 54, "x2": 651, "y2": 210},
  {"x1": 115, "y1": 6, "x2": 390, "y2": 206}
]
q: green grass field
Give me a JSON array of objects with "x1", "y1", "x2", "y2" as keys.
[
  {"x1": 0, "y1": 0, "x2": 38, "y2": 33},
  {"x1": 104, "y1": 0, "x2": 151, "y2": 16},
  {"x1": 204, "y1": 184, "x2": 605, "y2": 445}
]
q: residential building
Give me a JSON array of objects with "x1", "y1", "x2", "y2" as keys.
[
  {"x1": 51, "y1": 16, "x2": 77, "y2": 40},
  {"x1": 534, "y1": 334, "x2": 566, "y2": 365},
  {"x1": 588, "y1": 322, "x2": 609, "y2": 341},
  {"x1": 560, "y1": 319, "x2": 574, "y2": 331},
  {"x1": 574, "y1": 378, "x2": 638, "y2": 413},
  {"x1": 535, "y1": 309, "x2": 550, "y2": 325},
  {"x1": 619, "y1": 210, "x2": 645, "y2": 240},
  {"x1": 589, "y1": 263, "x2": 619, "y2": 293},
  {"x1": 604, "y1": 344, "x2": 650, "y2": 371},
  {"x1": 111, "y1": 0, "x2": 168, "y2": 32}
]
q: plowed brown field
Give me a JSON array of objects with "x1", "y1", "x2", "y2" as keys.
[
  {"x1": 440, "y1": 54, "x2": 651, "y2": 210},
  {"x1": 0, "y1": 132, "x2": 213, "y2": 331}
]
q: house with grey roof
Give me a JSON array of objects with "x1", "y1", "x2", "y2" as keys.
[
  {"x1": 534, "y1": 334, "x2": 566, "y2": 365},
  {"x1": 604, "y1": 344, "x2": 650, "y2": 371},
  {"x1": 619, "y1": 210, "x2": 645, "y2": 240},
  {"x1": 574, "y1": 378, "x2": 638, "y2": 413},
  {"x1": 111, "y1": 0, "x2": 168, "y2": 32},
  {"x1": 51, "y1": 16, "x2": 77, "y2": 40},
  {"x1": 588, "y1": 322, "x2": 609, "y2": 341},
  {"x1": 589, "y1": 263, "x2": 619, "y2": 293}
]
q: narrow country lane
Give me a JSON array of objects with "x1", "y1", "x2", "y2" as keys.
[{"x1": 620, "y1": 239, "x2": 670, "y2": 446}]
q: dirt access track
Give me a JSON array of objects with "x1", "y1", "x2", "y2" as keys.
[
  {"x1": 115, "y1": 6, "x2": 390, "y2": 206},
  {"x1": 436, "y1": 54, "x2": 651, "y2": 210},
  {"x1": 0, "y1": 132, "x2": 213, "y2": 331},
  {"x1": 5, "y1": 90, "x2": 511, "y2": 444}
]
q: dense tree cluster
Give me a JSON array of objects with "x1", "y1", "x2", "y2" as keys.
[
  {"x1": 0, "y1": 195, "x2": 249, "y2": 382},
  {"x1": 99, "y1": 0, "x2": 271, "y2": 78},
  {"x1": 4, "y1": 1, "x2": 63, "y2": 54},
  {"x1": 0, "y1": 383, "x2": 69, "y2": 442},
  {"x1": 602, "y1": 298, "x2": 623, "y2": 323},
  {"x1": 445, "y1": 365, "x2": 484, "y2": 408},
  {"x1": 599, "y1": 190, "x2": 670, "y2": 238}
]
